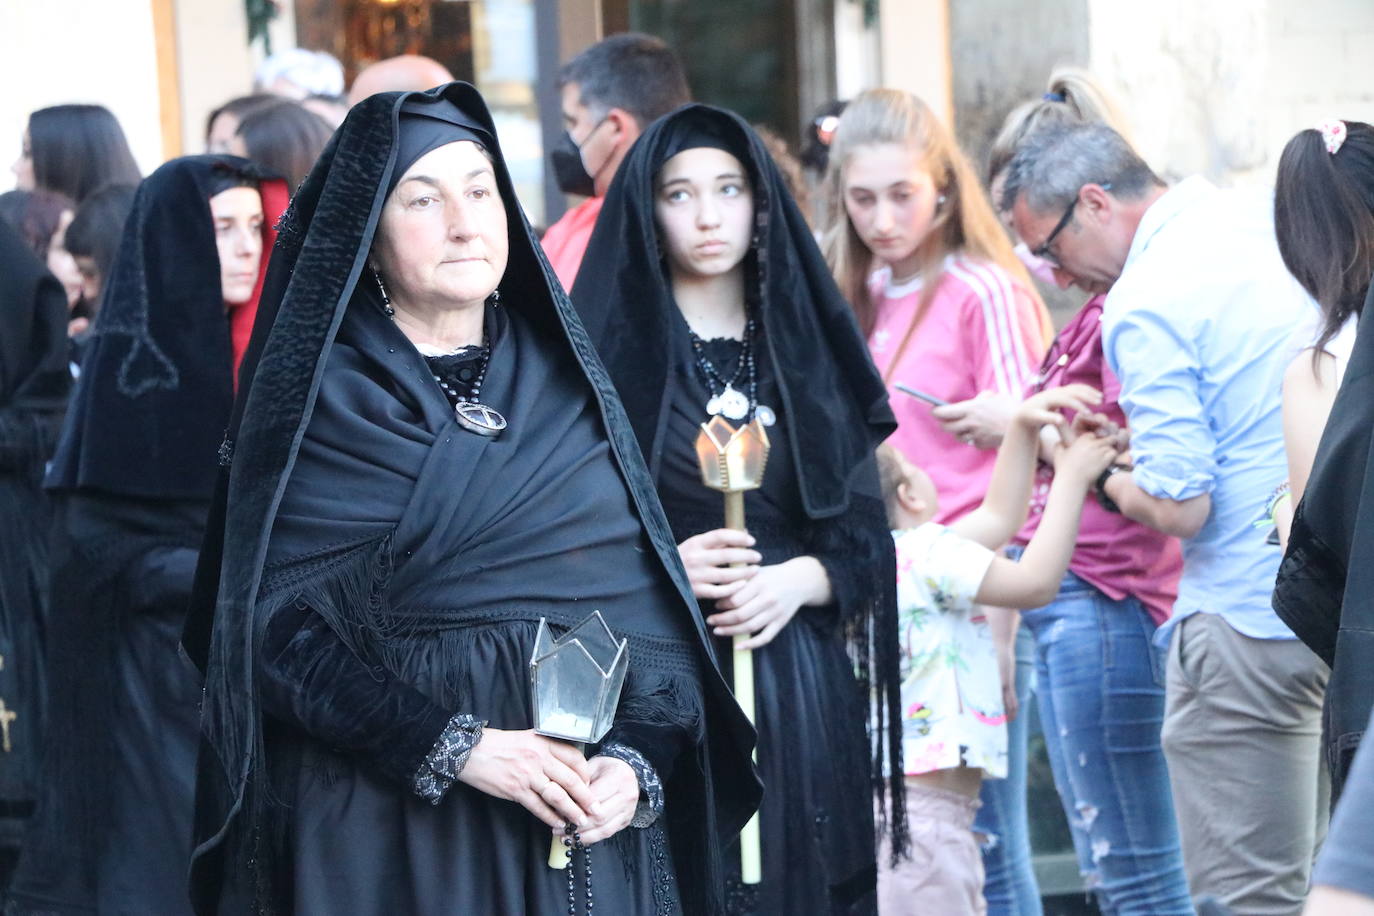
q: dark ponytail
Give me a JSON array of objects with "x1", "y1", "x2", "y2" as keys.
[{"x1": 1274, "y1": 120, "x2": 1374, "y2": 363}]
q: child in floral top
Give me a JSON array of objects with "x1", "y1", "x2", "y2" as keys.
[{"x1": 876, "y1": 384, "x2": 1119, "y2": 915}]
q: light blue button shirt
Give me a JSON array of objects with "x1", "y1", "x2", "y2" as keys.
[{"x1": 1102, "y1": 177, "x2": 1313, "y2": 647}]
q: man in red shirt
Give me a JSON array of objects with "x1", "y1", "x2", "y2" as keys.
[{"x1": 545, "y1": 33, "x2": 690, "y2": 288}]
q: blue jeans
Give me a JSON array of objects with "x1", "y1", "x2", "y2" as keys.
[
  {"x1": 974, "y1": 625, "x2": 1042, "y2": 916},
  {"x1": 1021, "y1": 572, "x2": 1193, "y2": 916}
]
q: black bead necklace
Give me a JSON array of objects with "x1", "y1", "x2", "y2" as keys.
[
  {"x1": 563, "y1": 822, "x2": 593, "y2": 915},
  {"x1": 431, "y1": 341, "x2": 489, "y2": 402},
  {"x1": 688, "y1": 318, "x2": 775, "y2": 426},
  {"x1": 427, "y1": 338, "x2": 508, "y2": 438}
]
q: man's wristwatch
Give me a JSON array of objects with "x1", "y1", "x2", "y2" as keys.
[{"x1": 1094, "y1": 463, "x2": 1133, "y2": 514}]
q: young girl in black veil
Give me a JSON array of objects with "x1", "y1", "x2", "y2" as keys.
[
  {"x1": 7, "y1": 155, "x2": 287, "y2": 914},
  {"x1": 573, "y1": 104, "x2": 906, "y2": 915}
]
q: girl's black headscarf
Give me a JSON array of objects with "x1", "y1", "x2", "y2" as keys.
[
  {"x1": 1274, "y1": 281, "x2": 1374, "y2": 799},
  {"x1": 572, "y1": 103, "x2": 907, "y2": 853},
  {"x1": 183, "y1": 84, "x2": 759, "y2": 912},
  {"x1": 45, "y1": 155, "x2": 285, "y2": 500}
]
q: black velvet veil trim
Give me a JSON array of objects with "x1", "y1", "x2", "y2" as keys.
[
  {"x1": 1274, "y1": 279, "x2": 1374, "y2": 799},
  {"x1": 183, "y1": 83, "x2": 759, "y2": 914},
  {"x1": 571, "y1": 103, "x2": 908, "y2": 857}
]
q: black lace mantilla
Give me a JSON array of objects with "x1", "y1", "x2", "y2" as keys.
[{"x1": 423, "y1": 348, "x2": 485, "y2": 408}]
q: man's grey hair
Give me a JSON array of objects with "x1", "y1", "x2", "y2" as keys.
[{"x1": 1000, "y1": 122, "x2": 1163, "y2": 214}]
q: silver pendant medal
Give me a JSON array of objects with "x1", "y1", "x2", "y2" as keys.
[
  {"x1": 707, "y1": 385, "x2": 751, "y2": 420},
  {"x1": 455, "y1": 401, "x2": 508, "y2": 438}
]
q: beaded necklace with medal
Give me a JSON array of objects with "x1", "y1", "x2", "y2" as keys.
[
  {"x1": 688, "y1": 317, "x2": 776, "y2": 427},
  {"x1": 429, "y1": 338, "x2": 507, "y2": 438},
  {"x1": 379, "y1": 271, "x2": 508, "y2": 439}
]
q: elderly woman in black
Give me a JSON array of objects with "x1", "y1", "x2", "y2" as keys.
[
  {"x1": 572, "y1": 105, "x2": 905, "y2": 915},
  {"x1": 184, "y1": 83, "x2": 758, "y2": 915}
]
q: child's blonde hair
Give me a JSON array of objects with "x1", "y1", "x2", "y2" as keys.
[
  {"x1": 875, "y1": 444, "x2": 908, "y2": 522},
  {"x1": 987, "y1": 67, "x2": 1135, "y2": 186},
  {"x1": 820, "y1": 89, "x2": 1041, "y2": 338}
]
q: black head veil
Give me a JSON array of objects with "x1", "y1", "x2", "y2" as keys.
[
  {"x1": 0, "y1": 218, "x2": 69, "y2": 448},
  {"x1": 45, "y1": 155, "x2": 274, "y2": 500},
  {"x1": 572, "y1": 104, "x2": 908, "y2": 854},
  {"x1": 572, "y1": 104, "x2": 896, "y2": 516},
  {"x1": 184, "y1": 84, "x2": 758, "y2": 911}
]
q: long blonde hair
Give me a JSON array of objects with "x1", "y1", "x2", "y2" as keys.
[
  {"x1": 821, "y1": 89, "x2": 1042, "y2": 339},
  {"x1": 988, "y1": 67, "x2": 1134, "y2": 185}
]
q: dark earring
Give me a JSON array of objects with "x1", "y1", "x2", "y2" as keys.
[
  {"x1": 374, "y1": 270, "x2": 395, "y2": 317},
  {"x1": 487, "y1": 288, "x2": 502, "y2": 308}
]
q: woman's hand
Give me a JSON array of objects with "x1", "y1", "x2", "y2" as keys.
[
  {"x1": 932, "y1": 391, "x2": 1017, "y2": 449},
  {"x1": 677, "y1": 529, "x2": 761, "y2": 600},
  {"x1": 458, "y1": 728, "x2": 599, "y2": 831},
  {"x1": 574, "y1": 756, "x2": 642, "y2": 845},
  {"x1": 706, "y1": 556, "x2": 830, "y2": 650}
]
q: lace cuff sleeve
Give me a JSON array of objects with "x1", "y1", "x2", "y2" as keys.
[
  {"x1": 413, "y1": 713, "x2": 487, "y2": 804},
  {"x1": 597, "y1": 741, "x2": 664, "y2": 828}
]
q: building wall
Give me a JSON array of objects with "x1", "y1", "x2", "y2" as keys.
[
  {"x1": 0, "y1": 0, "x2": 165, "y2": 184},
  {"x1": 949, "y1": 0, "x2": 1089, "y2": 167},
  {"x1": 1262, "y1": 0, "x2": 1374, "y2": 174}
]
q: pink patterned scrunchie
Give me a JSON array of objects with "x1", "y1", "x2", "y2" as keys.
[{"x1": 1317, "y1": 119, "x2": 1347, "y2": 155}]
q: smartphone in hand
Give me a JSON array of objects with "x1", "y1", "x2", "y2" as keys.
[{"x1": 894, "y1": 383, "x2": 948, "y2": 407}]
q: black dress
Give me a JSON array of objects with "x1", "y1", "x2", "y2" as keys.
[
  {"x1": 658, "y1": 336, "x2": 877, "y2": 913},
  {"x1": 182, "y1": 85, "x2": 759, "y2": 916}
]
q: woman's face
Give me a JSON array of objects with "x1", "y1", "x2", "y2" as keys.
[
  {"x1": 207, "y1": 112, "x2": 240, "y2": 155},
  {"x1": 75, "y1": 255, "x2": 102, "y2": 304},
  {"x1": 654, "y1": 146, "x2": 754, "y2": 280},
  {"x1": 210, "y1": 186, "x2": 265, "y2": 306},
  {"x1": 13, "y1": 129, "x2": 35, "y2": 191},
  {"x1": 371, "y1": 141, "x2": 509, "y2": 313},
  {"x1": 842, "y1": 142, "x2": 941, "y2": 276},
  {"x1": 46, "y1": 209, "x2": 82, "y2": 308}
]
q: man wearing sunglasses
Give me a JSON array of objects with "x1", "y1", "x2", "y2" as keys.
[{"x1": 1003, "y1": 122, "x2": 1325, "y2": 916}]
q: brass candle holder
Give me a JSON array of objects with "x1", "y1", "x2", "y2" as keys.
[{"x1": 693, "y1": 415, "x2": 770, "y2": 885}]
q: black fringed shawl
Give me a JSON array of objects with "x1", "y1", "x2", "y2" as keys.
[
  {"x1": 571, "y1": 104, "x2": 906, "y2": 852},
  {"x1": 183, "y1": 84, "x2": 759, "y2": 914},
  {"x1": 1274, "y1": 280, "x2": 1374, "y2": 800}
]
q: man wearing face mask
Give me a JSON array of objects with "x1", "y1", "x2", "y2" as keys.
[{"x1": 544, "y1": 33, "x2": 690, "y2": 288}]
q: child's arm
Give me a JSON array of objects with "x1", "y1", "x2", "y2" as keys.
[
  {"x1": 974, "y1": 433, "x2": 1120, "y2": 608},
  {"x1": 951, "y1": 385, "x2": 1103, "y2": 550}
]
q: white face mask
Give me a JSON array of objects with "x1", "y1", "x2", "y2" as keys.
[{"x1": 1013, "y1": 240, "x2": 1059, "y2": 286}]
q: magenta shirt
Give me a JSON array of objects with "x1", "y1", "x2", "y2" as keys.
[
  {"x1": 869, "y1": 256, "x2": 1051, "y2": 525},
  {"x1": 1013, "y1": 295, "x2": 1182, "y2": 625}
]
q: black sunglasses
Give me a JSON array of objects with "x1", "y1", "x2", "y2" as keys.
[{"x1": 1031, "y1": 182, "x2": 1112, "y2": 269}]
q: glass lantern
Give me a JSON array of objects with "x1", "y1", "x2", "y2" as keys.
[{"x1": 529, "y1": 610, "x2": 628, "y2": 744}]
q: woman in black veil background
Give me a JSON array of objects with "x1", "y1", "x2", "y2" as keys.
[
  {"x1": 182, "y1": 83, "x2": 758, "y2": 915},
  {"x1": 572, "y1": 104, "x2": 905, "y2": 915},
  {"x1": 7, "y1": 155, "x2": 285, "y2": 914},
  {"x1": 0, "y1": 220, "x2": 70, "y2": 890}
]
